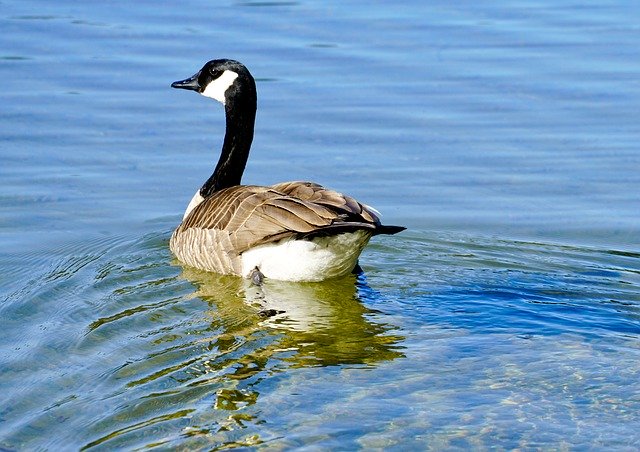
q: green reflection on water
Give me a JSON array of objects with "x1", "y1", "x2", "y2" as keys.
[
  {"x1": 81, "y1": 265, "x2": 404, "y2": 449},
  {"x1": 187, "y1": 268, "x2": 405, "y2": 366}
]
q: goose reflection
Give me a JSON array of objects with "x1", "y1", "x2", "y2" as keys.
[
  {"x1": 180, "y1": 267, "x2": 405, "y2": 367},
  {"x1": 78, "y1": 261, "x2": 405, "y2": 450}
]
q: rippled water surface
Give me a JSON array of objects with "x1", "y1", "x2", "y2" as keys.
[{"x1": 2, "y1": 1, "x2": 639, "y2": 449}]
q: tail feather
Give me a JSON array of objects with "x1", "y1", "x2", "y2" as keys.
[
  {"x1": 373, "y1": 225, "x2": 406, "y2": 236},
  {"x1": 296, "y1": 222, "x2": 405, "y2": 240}
]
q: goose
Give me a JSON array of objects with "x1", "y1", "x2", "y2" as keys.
[{"x1": 169, "y1": 59, "x2": 404, "y2": 282}]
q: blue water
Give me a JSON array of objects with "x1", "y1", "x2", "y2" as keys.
[{"x1": 1, "y1": 1, "x2": 639, "y2": 449}]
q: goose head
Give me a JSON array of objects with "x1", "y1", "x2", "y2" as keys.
[
  {"x1": 171, "y1": 59, "x2": 257, "y2": 196},
  {"x1": 171, "y1": 59, "x2": 256, "y2": 106}
]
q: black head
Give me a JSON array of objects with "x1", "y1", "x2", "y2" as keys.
[{"x1": 171, "y1": 59, "x2": 255, "y2": 105}]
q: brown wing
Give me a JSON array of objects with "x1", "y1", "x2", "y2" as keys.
[
  {"x1": 270, "y1": 181, "x2": 381, "y2": 224},
  {"x1": 177, "y1": 182, "x2": 381, "y2": 253}
]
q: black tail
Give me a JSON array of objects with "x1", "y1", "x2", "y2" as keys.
[
  {"x1": 297, "y1": 222, "x2": 405, "y2": 240},
  {"x1": 373, "y1": 225, "x2": 406, "y2": 236}
]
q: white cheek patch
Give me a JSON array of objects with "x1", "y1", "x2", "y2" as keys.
[{"x1": 201, "y1": 70, "x2": 239, "y2": 104}]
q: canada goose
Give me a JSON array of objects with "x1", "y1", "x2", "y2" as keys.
[{"x1": 169, "y1": 59, "x2": 404, "y2": 282}]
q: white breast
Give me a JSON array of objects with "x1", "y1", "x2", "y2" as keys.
[{"x1": 240, "y1": 230, "x2": 372, "y2": 282}]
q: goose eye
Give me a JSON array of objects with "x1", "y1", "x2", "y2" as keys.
[{"x1": 209, "y1": 69, "x2": 223, "y2": 78}]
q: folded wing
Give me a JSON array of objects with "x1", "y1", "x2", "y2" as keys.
[{"x1": 176, "y1": 181, "x2": 385, "y2": 253}]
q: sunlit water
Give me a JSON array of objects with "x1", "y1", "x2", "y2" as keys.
[{"x1": 1, "y1": 1, "x2": 639, "y2": 450}]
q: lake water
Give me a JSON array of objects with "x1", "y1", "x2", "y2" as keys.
[{"x1": 1, "y1": 0, "x2": 639, "y2": 449}]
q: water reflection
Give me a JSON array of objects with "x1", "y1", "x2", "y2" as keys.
[
  {"x1": 80, "y1": 262, "x2": 403, "y2": 449},
  {"x1": 181, "y1": 267, "x2": 405, "y2": 367},
  {"x1": 177, "y1": 268, "x2": 404, "y2": 447}
]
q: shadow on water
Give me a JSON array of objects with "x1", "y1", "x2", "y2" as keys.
[{"x1": 79, "y1": 252, "x2": 404, "y2": 450}]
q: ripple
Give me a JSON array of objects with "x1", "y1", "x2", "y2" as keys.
[
  {"x1": 0, "y1": 55, "x2": 32, "y2": 61},
  {"x1": 9, "y1": 15, "x2": 66, "y2": 20},
  {"x1": 3, "y1": 0, "x2": 640, "y2": 448},
  {"x1": 237, "y1": 1, "x2": 299, "y2": 6},
  {"x1": 0, "y1": 227, "x2": 404, "y2": 450},
  {"x1": 2, "y1": 226, "x2": 639, "y2": 449}
]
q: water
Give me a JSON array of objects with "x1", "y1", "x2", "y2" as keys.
[{"x1": 1, "y1": 0, "x2": 639, "y2": 449}]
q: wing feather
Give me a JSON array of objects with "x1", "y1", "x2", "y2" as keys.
[
  {"x1": 271, "y1": 181, "x2": 379, "y2": 223},
  {"x1": 176, "y1": 182, "x2": 384, "y2": 253}
]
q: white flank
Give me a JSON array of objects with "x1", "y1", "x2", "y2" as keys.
[
  {"x1": 240, "y1": 230, "x2": 372, "y2": 282},
  {"x1": 183, "y1": 190, "x2": 205, "y2": 220},
  {"x1": 201, "y1": 70, "x2": 239, "y2": 104}
]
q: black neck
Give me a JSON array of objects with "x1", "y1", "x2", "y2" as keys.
[{"x1": 201, "y1": 81, "x2": 257, "y2": 197}]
